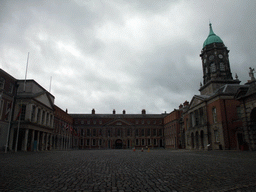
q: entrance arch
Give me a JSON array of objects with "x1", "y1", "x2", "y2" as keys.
[
  {"x1": 115, "y1": 139, "x2": 122, "y2": 149},
  {"x1": 191, "y1": 133, "x2": 194, "y2": 149},
  {"x1": 200, "y1": 130, "x2": 204, "y2": 149},
  {"x1": 195, "y1": 131, "x2": 199, "y2": 149}
]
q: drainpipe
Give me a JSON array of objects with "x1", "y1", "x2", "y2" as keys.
[
  {"x1": 223, "y1": 99, "x2": 230, "y2": 150},
  {"x1": 242, "y1": 99, "x2": 251, "y2": 150}
]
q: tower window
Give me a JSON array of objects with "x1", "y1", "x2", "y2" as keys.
[
  {"x1": 210, "y1": 63, "x2": 216, "y2": 72},
  {"x1": 220, "y1": 62, "x2": 225, "y2": 71}
]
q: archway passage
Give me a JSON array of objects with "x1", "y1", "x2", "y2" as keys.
[
  {"x1": 115, "y1": 139, "x2": 122, "y2": 149},
  {"x1": 200, "y1": 130, "x2": 204, "y2": 149}
]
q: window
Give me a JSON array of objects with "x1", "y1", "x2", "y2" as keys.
[
  {"x1": 135, "y1": 129, "x2": 138, "y2": 136},
  {"x1": 93, "y1": 120, "x2": 96, "y2": 124},
  {"x1": 99, "y1": 120, "x2": 102, "y2": 124},
  {"x1": 214, "y1": 130, "x2": 219, "y2": 142},
  {"x1": 93, "y1": 129, "x2": 96, "y2": 136},
  {"x1": 153, "y1": 129, "x2": 156, "y2": 136},
  {"x1": 80, "y1": 139, "x2": 84, "y2": 146},
  {"x1": 117, "y1": 129, "x2": 121, "y2": 136},
  {"x1": 99, "y1": 139, "x2": 102, "y2": 146},
  {"x1": 136, "y1": 139, "x2": 139, "y2": 146},
  {"x1": 87, "y1": 120, "x2": 90, "y2": 124},
  {"x1": 0, "y1": 100, "x2": 4, "y2": 120},
  {"x1": 31, "y1": 105, "x2": 36, "y2": 122},
  {"x1": 210, "y1": 63, "x2": 216, "y2": 72},
  {"x1": 5, "y1": 102, "x2": 12, "y2": 121},
  {"x1": 99, "y1": 129, "x2": 102, "y2": 136},
  {"x1": 9, "y1": 83, "x2": 14, "y2": 94},
  {"x1": 86, "y1": 139, "x2": 90, "y2": 146},
  {"x1": 81, "y1": 120, "x2": 84, "y2": 124},
  {"x1": 127, "y1": 129, "x2": 130, "y2": 136},
  {"x1": 141, "y1": 139, "x2": 145, "y2": 146},
  {"x1": 107, "y1": 129, "x2": 110, "y2": 137},
  {"x1": 0, "y1": 78, "x2": 5, "y2": 89},
  {"x1": 46, "y1": 113, "x2": 49, "y2": 126},
  {"x1": 147, "y1": 120, "x2": 150, "y2": 124},
  {"x1": 141, "y1": 120, "x2": 144, "y2": 124},
  {"x1": 37, "y1": 109, "x2": 41, "y2": 123},
  {"x1": 21, "y1": 104, "x2": 26, "y2": 121},
  {"x1": 220, "y1": 62, "x2": 225, "y2": 71},
  {"x1": 141, "y1": 129, "x2": 144, "y2": 136},
  {"x1": 212, "y1": 107, "x2": 217, "y2": 123},
  {"x1": 159, "y1": 129, "x2": 162, "y2": 136},
  {"x1": 147, "y1": 129, "x2": 151, "y2": 136},
  {"x1": 87, "y1": 129, "x2": 91, "y2": 136},
  {"x1": 92, "y1": 139, "x2": 96, "y2": 146},
  {"x1": 154, "y1": 139, "x2": 157, "y2": 146},
  {"x1": 237, "y1": 106, "x2": 242, "y2": 119},
  {"x1": 81, "y1": 129, "x2": 84, "y2": 136},
  {"x1": 148, "y1": 139, "x2": 151, "y2": 146}
]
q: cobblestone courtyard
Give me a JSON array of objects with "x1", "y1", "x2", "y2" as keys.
[{"x1": 1, "y1": 150, "x2": 256, "y2": 192}]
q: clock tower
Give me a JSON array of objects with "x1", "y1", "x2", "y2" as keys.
[{"x1": 199, "y1": 23, "x2": 240, "y2": 95}]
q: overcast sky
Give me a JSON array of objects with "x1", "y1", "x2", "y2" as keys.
[{"x1": 1, "y1": 1, "x2": 256, "y2": 114}]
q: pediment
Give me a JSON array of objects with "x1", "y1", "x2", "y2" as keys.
[
  {"x1": 105, "y1": 119, "x2": 133, "y2": 126},
  {"x1": 189, "y1": 95, "x2": 206, "y2": 109},
  {"x1": 34, "y1": 92, "x2": 54, "y2": 110}
]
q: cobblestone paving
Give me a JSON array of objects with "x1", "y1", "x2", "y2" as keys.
[{"x1": 1, "y1": 149, "x2": 256, "y2": 192}]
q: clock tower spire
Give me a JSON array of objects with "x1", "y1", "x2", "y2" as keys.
[{"x1": 199, "y1": 23, "x2": 240, "y2": 95}]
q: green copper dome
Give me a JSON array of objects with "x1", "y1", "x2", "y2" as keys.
[{"x1": 203, "y1": 23, "x2": 223, "y2": 48}]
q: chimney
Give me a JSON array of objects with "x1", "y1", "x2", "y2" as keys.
[
  {"x1": 113, "y1": 109, "x2": 116, "y2": 114},
  {"x1": 66, "y1": 109, "x2": 68, "y2": 113},
  {"x1": 123, "y1": 110, "x2": 126, "y2": 114},
  {"x1": 179, "y1": 104, "x2": 183, "y2": 110},
  {"x1": 92, "y1": 108, "x2": 95, "y2": 114},
  {"x1": 142, "y1": 109, "x2": 146, "y2": 114},
  {"x1": 183, "y1": 101, "x2": 189, "y2": 107}
]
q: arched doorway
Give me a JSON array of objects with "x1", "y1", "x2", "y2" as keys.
[
  {"x1": 200, "y1": 130, "x2": 204, "y2": 149},
  {"x1": 115, "y1": 139, "x2": 122, "y2": 149},
  {"x1": 191, "y1": 133, "x2": 194, "y2": 149},
  {"x1": 195, "y1": 131, "x2": 199, "y2": 149}
]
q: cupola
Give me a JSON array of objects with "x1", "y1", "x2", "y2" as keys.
[{"x1": 203, "y1": 23, "x2": 223, "y2": 48}]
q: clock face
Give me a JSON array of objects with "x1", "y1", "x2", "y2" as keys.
[
  {"x1": 209, "y1": 55, "x2": 214, "y2": 60},
  {"x1": 218, "y1": 54, "x2": 223, "y2": 59}
]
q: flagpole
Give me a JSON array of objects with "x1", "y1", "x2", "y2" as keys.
[
  {"x1": 5, "y1": 101, "x2": 14, "y2": 153},
  {"x1": 24, "y1": 52, "x2": 29, "y2": 92},
  {"x1": 15, "y1": 52, "x2": 29, "y2": 152}
]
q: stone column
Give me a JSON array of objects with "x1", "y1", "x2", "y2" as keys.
[
  {"x1": 37, "y1": 131, "x2": 40, "y2": 151},
  {"x1": 42, "y1": 132, "x2": 45, "y2": 151},
  {"x1": 9, "y1": 128, "x2": 14, "y2": 151},
  {"x1": 45, "y1": 133, "x2": 49, "y2": 151},
  {"x1": 49, "y1": 134, "x2": 52, "y2": 150},
  {"x1": 30, "y1": 130, "x2": 35, "y2": 152},
  {"x1": 22, "y1": 129, "x2": 29, "y2": 152}
]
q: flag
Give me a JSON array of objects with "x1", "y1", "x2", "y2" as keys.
[
  {"x1": 15, "y1": 108, "x2": 22, "y2": 121},
  {"x1": 5, "y1": 102, "x2": 12, "y2": 120}
]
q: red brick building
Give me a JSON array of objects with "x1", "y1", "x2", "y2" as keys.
[
  {"x1": 0, "y1": 69, "x2": 16, "y2": 152},
  {"x1": 184, "y1": 24, "x2": 246, "y2": 150},
  {"x1": 70, "y1": 109, "x2": 166, "y2": 149}
]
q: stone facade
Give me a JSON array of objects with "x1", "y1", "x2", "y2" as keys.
[
  {"x1": 9, "y1": 80, "x2": 55, "y2": 152},
  {"x1": 53, "y1": 105, "x2": 73, "y2": 150}
]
